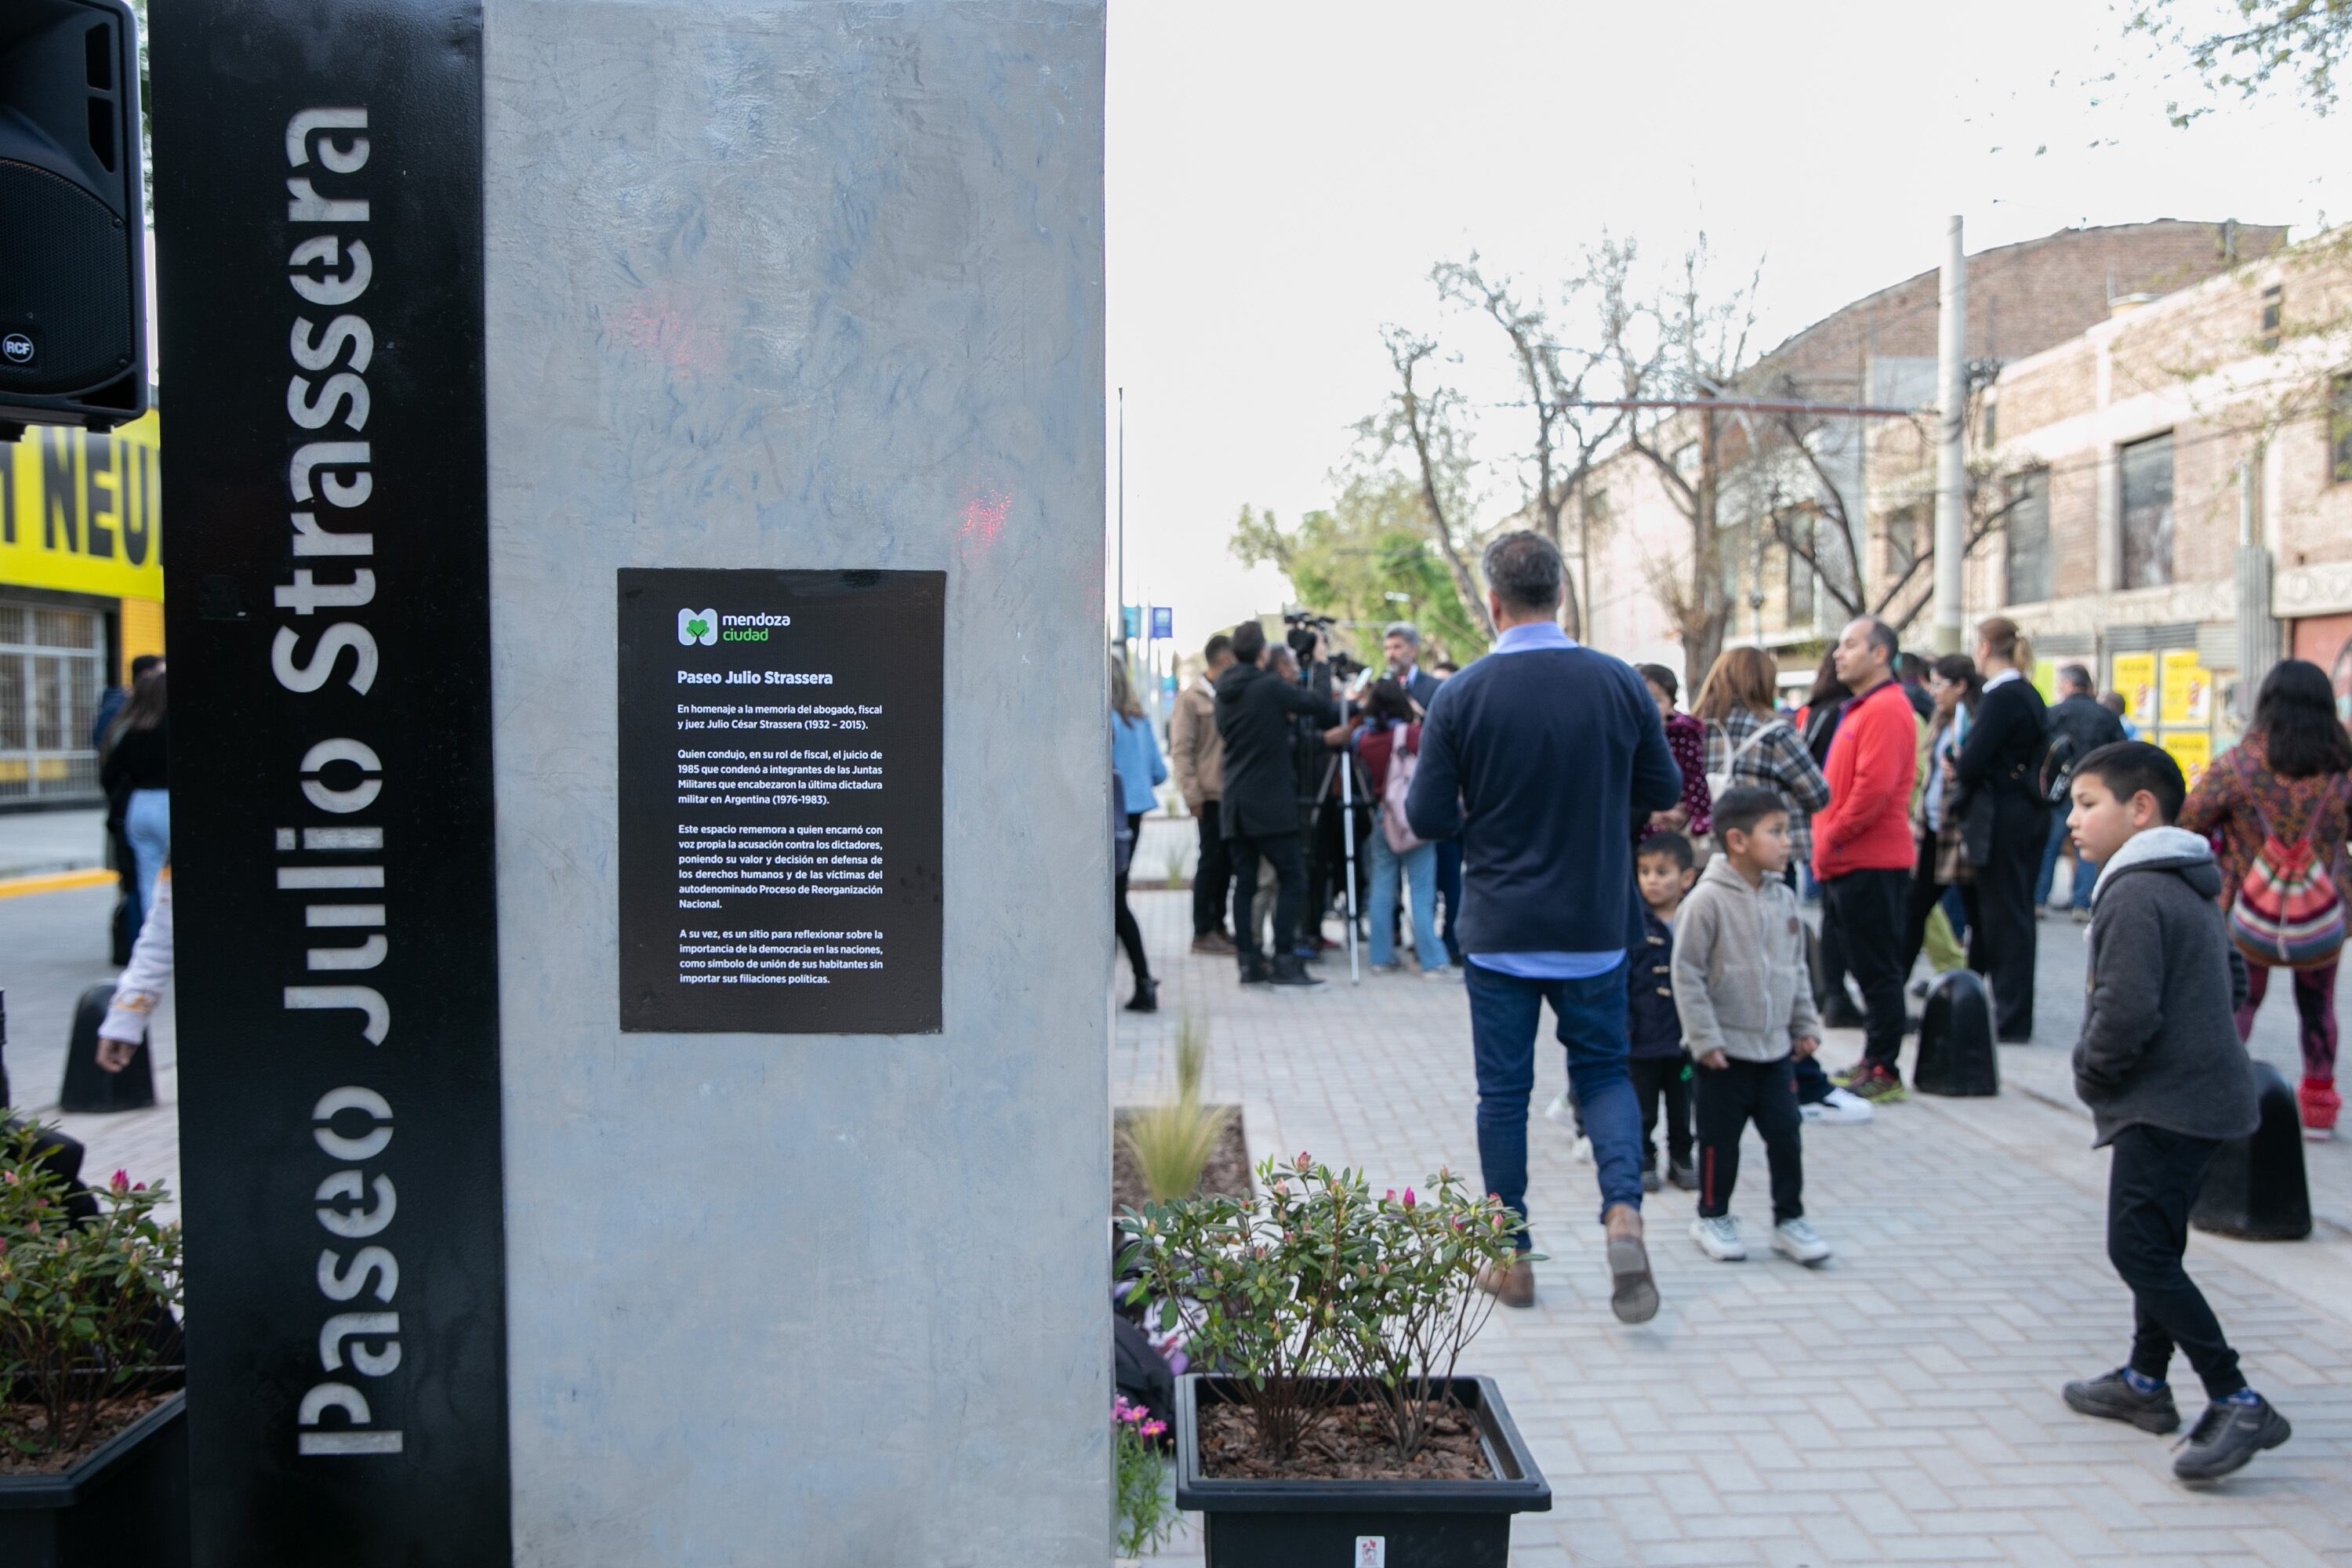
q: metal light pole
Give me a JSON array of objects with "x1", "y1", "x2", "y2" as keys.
[
  {"x1": 1116, "y1": 386, "x2": 1126, "y2": 653},
  {"x1": 1932, "y1": 216, "x2": 1968, "y2": 655}
]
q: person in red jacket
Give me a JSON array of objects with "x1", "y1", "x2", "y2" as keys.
[{"x1": 1813, "y1": 616, "x2": 1920, "y2": 1101}]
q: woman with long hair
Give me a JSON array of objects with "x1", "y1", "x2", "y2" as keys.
[
  {"x1": 2181, "y1": 659, "x2": 2352, "y2": 1139},
  {"x1": 1795, "y1": 647, "x2": 1849, "y2": 770},
  {"x1": 1953, "y1": 616, "x2": 2051, "y2": 1041},
  {"x1": 100, "y1": 667, "x2": 169, "y2": 934},
  {"x1": 1900, "y1": 654, "x2": 1982, "y2": 981},
  {"x1": 1109, "y1": 654, "x2": 1168, "y2": 1013},
  {"x1": 1352, "y1": 677, "x2": 1446, "y2": 976}
]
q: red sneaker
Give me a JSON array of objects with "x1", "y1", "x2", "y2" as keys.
[{"x1": 2298, "y1": 1076, "x2": 2339, "y2": 1142}]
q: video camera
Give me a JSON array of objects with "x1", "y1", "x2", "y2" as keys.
[{"x1": 1283, "y1": 610, "x2": 1334, "y2": 661}]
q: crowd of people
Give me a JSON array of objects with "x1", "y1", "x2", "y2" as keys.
[{"x1": 1110, "y1": 528, "x2": 2344, "y2": 1482}]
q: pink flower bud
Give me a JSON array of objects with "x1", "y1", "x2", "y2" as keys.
[
  {"x1": 111, "y1": 1169, "x2": 129, "y2": 1193},
  {"x1": 1403, "y1": 1188, "x2": 1416, "y2": 1209},
  {"x1": 132, "y1": 1182, "x2": 146, "y2": 1192},
  {"x1": 1385, "y1": 1189, "x2": 1397, "y2": 1202}
]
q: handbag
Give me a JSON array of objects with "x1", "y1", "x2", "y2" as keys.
[
  {"x1": 1380, "y1": 724, "x2": 1425, "y2": 855},
  {"x1": 2227, "y1": 756, "x2": 2347, "y2": 970}
]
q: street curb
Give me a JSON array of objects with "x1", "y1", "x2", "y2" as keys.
[{"x1": 0, "y1": 868, "x2": 115, "y2": 901}]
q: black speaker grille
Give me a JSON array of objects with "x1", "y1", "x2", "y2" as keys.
[{"x1": 0, "y1": 158, "x2": 133, "y2": 397}]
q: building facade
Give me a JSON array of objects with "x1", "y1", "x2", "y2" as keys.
[{"x1": 0, "y1": 408, "x2": 164, "y2": 807}]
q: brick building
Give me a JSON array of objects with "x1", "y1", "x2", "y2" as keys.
[{"x1": 1577, "y1": 220, "x2": 2302, "y2": 756}]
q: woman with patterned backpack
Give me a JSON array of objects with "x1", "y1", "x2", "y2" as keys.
[{"x1": 2180, "y1": 659, "x2": 2352, "y2": 1140}]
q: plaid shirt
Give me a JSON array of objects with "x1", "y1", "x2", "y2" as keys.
[{"x1": 1702, "y1": 707, "x2": 1834, "y2": 866}]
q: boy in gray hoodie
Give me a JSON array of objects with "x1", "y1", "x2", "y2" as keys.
[
  {"x1": 1672, "y1": 786, "x2": 1830, "y2": 1265},
  {"x1": 2062, "y1": 742, "x2": 2290, "y2": 1482}
]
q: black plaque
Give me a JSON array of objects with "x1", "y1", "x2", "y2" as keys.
[
  {"x1": 151, "y1": 1, "x2": 511, "y2": 1562},
  {"x1": 619, "y1": 568, "x2": 945, "y2": 1033}
]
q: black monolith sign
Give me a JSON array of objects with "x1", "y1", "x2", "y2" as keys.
[{"x1": 616, "y1": 568, "x2": 946, "y2": 1034}]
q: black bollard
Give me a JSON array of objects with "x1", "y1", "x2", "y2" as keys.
[
  {"x1": 2191, "y1": 1059, "x2": 2311, "y2": 1242},
  {"x1": 58, "y1": 980, "x2": 156, "y2": 1113},
  {"x1": 1913, "y1": 969, "x2": 1998, "y2": 1096}
]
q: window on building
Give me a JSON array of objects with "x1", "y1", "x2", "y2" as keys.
[
  {"x1": 2260, "y1": 285, "x2": 2282, "y2": 352},
  {"x1": 1785, "y1": 513, "x2": 1815, "y2": 623},
  {"x1": 2119, "y1": 432, "x2": 2175, "y2": 590},
  {"x1": 1886, "y1": 506, "x2": 1921, "y2": 583},
  {"x1": 2332, "y1": 373, "x2": 2352, "y2": 485},
  {"x1": 2005, "y1": 469, "x2": 2051, "y2": 604}
]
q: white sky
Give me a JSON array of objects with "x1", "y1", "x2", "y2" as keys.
[{"x1": 1104, "y1": 0, "x2": 2350, "y2": 649}]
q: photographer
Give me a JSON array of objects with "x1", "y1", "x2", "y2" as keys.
[{"x1": 1214, "y1": 620, "x2": 1341, "y2": 987}]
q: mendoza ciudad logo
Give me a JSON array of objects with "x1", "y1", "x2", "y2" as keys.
[{"x1": 677, "y1": 608, "x2": 792, "y2": 646}]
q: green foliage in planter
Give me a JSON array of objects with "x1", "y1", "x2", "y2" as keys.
[
  {"x1": 1120, "y1": 1015, "x2": 1232, "y2": 1204},
  {"x1": 1118, "y1": 1152, "x2": 1526, "y2": 1465},
  {"x1": 0, "y1": 1123, "x2": 183, "y2": 1460},
  {"x1": 1112, "y1": 1396, "x2": 1176, "y2": 1555}
]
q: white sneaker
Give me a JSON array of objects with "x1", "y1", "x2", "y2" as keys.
[
  {"x1": 1420, "y1": 965, "x2": 1455, "y2": 983},
  {"x1": 1772, "y1": 1218, "x2": 1831, "y2": 1265},
  {"x1": 1690, "y1": 1215, "x2": 1745, "y2": 1261},
  {"x1": 1802, "y1": 1087, "x2": 1875, "y2": 1125}
]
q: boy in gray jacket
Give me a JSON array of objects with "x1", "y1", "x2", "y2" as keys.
[
  {"x1": 1672, "y1": 786, "x2": 1829, "y2": 1265},
  {"x1": 2062, "y1": 742, "x2": 2290, "y2": 1482}
]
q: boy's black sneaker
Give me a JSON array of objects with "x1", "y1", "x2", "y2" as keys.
[
  {"x1": 1666, "y1": 1159, "x2": 1698, "y2": 1192},
  {"x1": 1269, "y1": 955, "x2": 1326, "y2": 989},
  {"x1": 1238, "y1": 956, "x2": 1272, "y2": 985},
  {"x1": 2172, "y1": 1396, "x2": 2291, "y2": 1482},
  {"x1": 2062, "y1": 1369, "x2": 2180, "y2": 1434}
]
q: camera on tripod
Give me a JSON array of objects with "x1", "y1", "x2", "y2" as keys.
[{"x1": 1282, "y1": 610, "x2": 1334, "y2": 661}]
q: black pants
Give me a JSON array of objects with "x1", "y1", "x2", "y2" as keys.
[
  {"x1": 1436, "y1": 840, "x2": 1463, "y2": 963},
  {"x1": 1965, "y1": 805, "x2": 2044, "y2": 1040},
  {"x1": 1631, "y1": 1052, "x2": 1694, "y2": 1170},
  {"x1": 1824, "y1": 867, "x2": 1910, "y2": 1073},
  {"x1": 1900, "y1": 828, "x2": 1952, "y2": 978},
  {"x1": 1229, "y1": 830, "x2": 1308, "y2": 964},
  {"x1": 1192, "y1": 801, "x2": 1232, "y2": 938},
  {"x1": 1114, "y1": 811, "x2": 1150, "y2": 983},
  {"x1": 1694, "y1": 1055, "x2": 1804, "y2": 1222},
  {"x1": 2107, "y1": 1124, "x2": 2245, "y2": 1399}
]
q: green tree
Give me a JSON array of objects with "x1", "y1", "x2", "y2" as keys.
[
  {"x1": 1231, "y1": 477, "x2": 1491, "y2": 665},
  {"x1": 2132, "y1": 0, "x2": 2352, "y2": 122}
]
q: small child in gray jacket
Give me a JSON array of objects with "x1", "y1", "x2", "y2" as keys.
[
  {"x1": 1671, "y1": 786, "x2": 1829, "y2": 1265},
  {"x1": 2061, "y1": 741, "x2": 2290, "y2": 1483}
]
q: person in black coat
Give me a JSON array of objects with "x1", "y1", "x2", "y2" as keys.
[
  {"x1": 1214, "y1": 620, "x2": 1340, "y2": 986},
  {"x1": 2038, "y1": 664, "x2": 2129, "y2": 915},
  {"x1": 1953, "y1": 617, "x2": 2050, "y2": 1041}
]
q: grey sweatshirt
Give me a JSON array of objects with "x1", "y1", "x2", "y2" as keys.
[
  {"x1": 2074, "y1": 826, "x2": 2259, "y2": 1148},
  {"x1": 1671, "y1": 856, "x2": 1823, "y2": 1063}
]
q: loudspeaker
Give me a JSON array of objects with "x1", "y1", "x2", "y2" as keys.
[{"x1": 0, "y1": 0, "x2": 147, "y2": 442}]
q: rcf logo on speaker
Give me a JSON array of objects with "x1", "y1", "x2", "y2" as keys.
[{"x1": 1, "y1": 333, "x2": 32, "y2": 365}]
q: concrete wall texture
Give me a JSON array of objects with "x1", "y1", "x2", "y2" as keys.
[{"x1": 481, "y1": 4, "x2": 1109, "y2": 1563}]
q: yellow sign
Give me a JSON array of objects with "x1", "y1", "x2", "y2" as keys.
[
  {"x1": 0, "y1": 411, "x2": 162, "y2": 601},
  {"x1": 2113, "y1": 652, "x2": 2156, "y2": 729},
  {"x1": 2031, "y1": 659, "x2": 2058, "y2": 703},
  {"x1": 2160, "y1": 648, "x2": 2209, "y2": 728},
  {"x1": 2161, "y1": 730, "x2": 2211, "y2": 786}
]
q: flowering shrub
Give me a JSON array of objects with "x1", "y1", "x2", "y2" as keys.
[
  {"x1": 1117, "y1": 1152, "x2": 1525, "y2": 1465},
  {"x1": 0, "y1": 1121, "x2": 183, "y2": 1459},
  {"x1": 1112, "y1": 1396, "x2": 1176, "y2": 1555}
]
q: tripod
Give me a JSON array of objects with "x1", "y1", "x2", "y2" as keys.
[{"x1": 1308, "y1": 749, "x2": 1371, "y2": 985}]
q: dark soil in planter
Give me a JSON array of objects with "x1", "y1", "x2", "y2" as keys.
[
  {"x1": 0, "y1": 1390, "x2": 180, "y2": 1475},
  {"x1": 1198, "y1": 1399, "x2": 1495, "y2": 1483},
  {"x1": 1111, "y1": 1105, "x2": 1250, "y2": 1214}
]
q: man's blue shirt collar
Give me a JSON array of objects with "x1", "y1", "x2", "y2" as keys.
[{"x1": 1490, "y1": 622, "x2": 1576, "y2": 655}]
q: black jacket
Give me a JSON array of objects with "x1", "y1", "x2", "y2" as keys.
[
  {"x1": 100, "y1": 720, "x2": 169, "y2": 794},
  {"x1": 1627, "y1": 906, "x2": 1682, "y2": 1060},
  {"x1": 1214, "y1": 660, "x2": 1339, "y2": 840},
  {"x1": 1955, "y1": 675, "x2": 2048, "y2": 862},
  {"x1": 2074, "y1": 827, "x2": 2259, "y2": 1147},
  {"x1": 2046, "y1": 691, "x2": 2126, "y2": 781}
]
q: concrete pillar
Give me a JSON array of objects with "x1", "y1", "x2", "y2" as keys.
[{"x1": 481, "y1": 4, "x2": 1109, "y2": 1563}]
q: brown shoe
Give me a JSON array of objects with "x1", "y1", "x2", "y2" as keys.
[
  {"x1": 1603, "y1": 1204, "x2": 1659, "y2": 1323},
  {"x1": 1191, "y1": 931, "x2": 1237, "y2": 955},
  {"x1": 1476, "y1": 1257, "x2": 1536, "y2": 1309}
]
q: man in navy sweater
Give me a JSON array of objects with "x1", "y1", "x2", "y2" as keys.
[{"x1": 1407, "y1": 532, "x2": 1682, "y2": 1319}]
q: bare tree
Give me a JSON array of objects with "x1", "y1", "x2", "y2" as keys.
[
  {"x1": 1356, "y1": 328, "x2": 1498, "y2": 641},
  {"x1": 1431, "y1": 252, "x2": 1628, "y2": 637},
  {"x1": 1610, "y1": 237, "x2": 1764, "y2": 692}
]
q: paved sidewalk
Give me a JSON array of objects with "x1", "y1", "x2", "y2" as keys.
[
  {"x1": 1114, "y1": 891, "x2": 2351, "y2": 1566},
  {"x1": 0, "y1": 806, "x2": 110, "y2": 877}
]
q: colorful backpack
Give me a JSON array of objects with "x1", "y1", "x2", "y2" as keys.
[{"x1": 2226, "y1": 753, "x2": 2347, "y2": 970}]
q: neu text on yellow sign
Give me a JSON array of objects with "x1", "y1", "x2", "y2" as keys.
[{"x1": 0, "y1": 411, "x2": 162, "y2": 601}]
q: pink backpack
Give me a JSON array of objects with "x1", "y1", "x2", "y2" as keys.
[{"x1": 1381, "y1": 724, "x2": 1424, "y2": 854}]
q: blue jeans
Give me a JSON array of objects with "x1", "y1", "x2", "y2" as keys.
[
  {"x1": 1368, "y1": 836, "x2": 1443, "y2": 969},
  {"x1": 125, "y1": 788, "x2": 169, "y2": 930},
  {"x1": 2035, "y1": 809, "x2": 2095, "y2": 910},
  {"x1": 1464, "y1": 958, "x2": 1642, "y2": 1249}
]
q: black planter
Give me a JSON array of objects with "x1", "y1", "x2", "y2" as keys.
[
  {"x1": 1174, "y1": 1374, "x2": 1550, "y2": 1568},
  {"x1": 0, "y1": 1392, "x2": 189, "y2": 1568}
]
